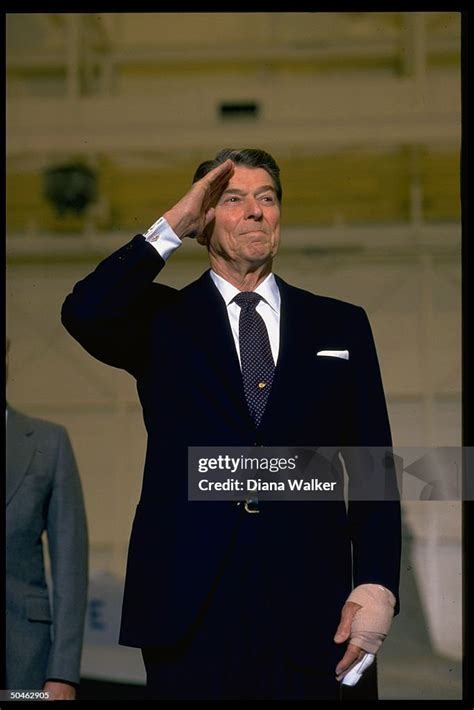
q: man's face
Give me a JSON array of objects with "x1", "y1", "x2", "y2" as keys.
[{"x1": 205, "y1": 166, "x2": 281, "y2": 267}]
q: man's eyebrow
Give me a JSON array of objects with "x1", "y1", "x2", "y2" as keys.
[
  {"x1": 256, "y1": 185, "x2": 277, "y2": 194},
  {"x1": 221, "y1": 185, "x2": 276, "y2": 195}
]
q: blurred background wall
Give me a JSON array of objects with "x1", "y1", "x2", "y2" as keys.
[{"x1": 6, "y1": 12, "x2": 462, "y2": 699}]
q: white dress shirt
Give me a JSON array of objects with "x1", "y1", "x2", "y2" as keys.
[{"x1": 144, "y1": 216, "x2": 281, "y2": 367}]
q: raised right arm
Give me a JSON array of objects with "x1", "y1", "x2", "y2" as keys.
[
  {"x1": 61, "y1": 235, "x2": 176, "y2": 376},
  {"x1": 61, "y1": 160, "x2": 235, "y2": 376}
]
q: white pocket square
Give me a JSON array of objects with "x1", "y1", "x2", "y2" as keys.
[{"x1": 317, "y1": 350, "x2": 349, "y2": 360}]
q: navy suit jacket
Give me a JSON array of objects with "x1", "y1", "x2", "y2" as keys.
[{"x1": 62, "y1": 234, "x2": 401, "y2": 669}]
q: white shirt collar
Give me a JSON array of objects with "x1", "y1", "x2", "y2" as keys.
[{"x1": 209, "y1": 270, "x2": 280, "y2": 314}]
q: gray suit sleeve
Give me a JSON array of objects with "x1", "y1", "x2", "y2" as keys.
[{"x1": 45, "y1": 427, "x2": 89, "y2": 684}]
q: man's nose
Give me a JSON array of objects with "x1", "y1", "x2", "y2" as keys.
[{"x1": 245, "y1": 197, "x2": 263, "y2": 219}]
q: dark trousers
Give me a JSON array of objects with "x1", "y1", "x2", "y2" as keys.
[
  {"x1": 142, "y1": 642, "x2": 378, "y2": 701},
  {"x1": 141, "y1": 510, "x2": 377, "y2": 700}
]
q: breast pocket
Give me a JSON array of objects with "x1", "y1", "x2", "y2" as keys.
[{"x1": 313, "y1": 355, "x2": 351, "y2": 389}]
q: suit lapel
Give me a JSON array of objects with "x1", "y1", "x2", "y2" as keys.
[
  {"x1": 180, "y1": 271, "x2": 251, "y2": 425},
  {"x1": 258, "y1": 275, "x2": 308, "y2": 432},
  {"x1": 274, "y1": 274, "x2": 307, "y2": 370},
  {"x1": 6, "y1": 408, "x2": 36, "y2": 506}
]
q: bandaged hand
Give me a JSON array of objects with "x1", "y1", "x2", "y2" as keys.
[
  {"x1": 334, "y1": 583, "x2": 396, "y2": 678},
  {"x1": 345, "y1": 584, "x2": 396, "y2": 653}
]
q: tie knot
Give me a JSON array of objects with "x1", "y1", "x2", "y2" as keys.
[{"x1": 233, "y1": 291, "x2": 262, "y2": 309}]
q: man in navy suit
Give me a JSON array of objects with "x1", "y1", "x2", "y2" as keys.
[{"x1": 62, "y1": 148, "x2": 401, "y2": 700}]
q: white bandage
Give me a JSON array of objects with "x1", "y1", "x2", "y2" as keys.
[{"x1": 346, "y1": 584, "x2": 396, "y2": 654}]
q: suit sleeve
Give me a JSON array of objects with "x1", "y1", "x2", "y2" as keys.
[
  {"x1": 345, "y1": 307, "x2": 402, "y2": 614},
  {"x1": 45, "y1": 427, "x2": 88, "y2": 685},
  {"x1": 61, "y1": 234, "x2": 177, "y2": 377}
]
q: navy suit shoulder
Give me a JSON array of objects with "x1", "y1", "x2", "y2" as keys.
[
  {"x1": 276, "y1": 275, "x2": 367, "y2": 319},
  {"x1": 61, "y1": 234, "x2": 179, "y2": 376}
]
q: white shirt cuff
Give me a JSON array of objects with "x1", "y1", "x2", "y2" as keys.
[{"x1": 143, "y1": 216, "x2": 182, "y2": 261}]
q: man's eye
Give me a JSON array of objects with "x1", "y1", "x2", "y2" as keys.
[
  {"x1": 261, "y1": 195, "x2": 274, "y2": 203},
  {"x1": 225, "y1": 196, "x2": 241, "y2": 203}
]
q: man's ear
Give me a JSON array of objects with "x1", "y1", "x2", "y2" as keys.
[{"x1": 197, "y1": 218, "x2": 214, "y2": 247}]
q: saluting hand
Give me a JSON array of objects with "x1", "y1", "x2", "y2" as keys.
[{"x1": 163, "y1": 159, "x2": 234, "y2": 240}]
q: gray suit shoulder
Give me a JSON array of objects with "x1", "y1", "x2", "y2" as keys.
[{"x1": 8, "y1": 407, "x2": 69, "y2": 441}]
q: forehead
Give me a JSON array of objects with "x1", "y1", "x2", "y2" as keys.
[{"x1": 226, "y1": 165, "x2": 275, "y2": 191}]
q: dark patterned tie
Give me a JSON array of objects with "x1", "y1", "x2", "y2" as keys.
[{"x1": 233, "y1": 292, "x2": 275, "y2": 427}]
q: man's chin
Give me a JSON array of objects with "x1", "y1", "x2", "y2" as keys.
[
  {"x1": 242, "y1": 252, "x2": 273, "y2": 266},
  {"x1": 242, "y1": 244, "x2": 276, "y2": 261}
]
